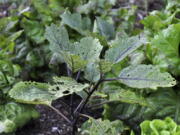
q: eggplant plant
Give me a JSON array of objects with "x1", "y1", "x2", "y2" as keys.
[
  {"x1": 8, "y1": 21, "x2": 176, "y2": 134},
  {"x1": 0, "y1": 0, "x2": 179, "y2": 134}
]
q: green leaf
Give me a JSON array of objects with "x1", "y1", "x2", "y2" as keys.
[
  {"x1": 109, "y1": 90, "x2": 149, "y2": 106},
  {"x1": 0, "y1": 17, "x2": 18, "y2": 32},
  {"x1": 84, "y1": 62, "x2": 100, "y2": 83},
  {"x1": 99, "y1": 60, "x2": 113, "y2": 73},
  {"x1": 141, "y1": 11, "x2": 174, "y2": 33},
  {"x1": 81, "y1": 118, "x2": 124, "y2": 135},
  {"x1": 49, "y1": 76, "x2": 89, "y2": 98},
  {"x1": 45, "y1": 24, "x2": 71, "y2": 53},
  {"x1": 140, "y1": 117, "x2": 180, "y2": 135},
  {"x1": 0, "y1": 30, "x2": 23, "y2": 52},
  {"x1": 45, "y1": 24, "x2": 102, "y2": 72},
  {"x1": 32, "y1": 0, "x2": 53, "y2": 23},
  {"x1": 26, "y1": 49, "x2": 44, "y2": 67},
  {"x1": 73, "y1": 37, "x2": 103, "y2": 62},
  {"x1": 77, "y1": 1, "x2": 96, "y2": 14},
  {"x1": 105, "y1": 35, "x2": 146, "y2": 64},
  {"x1": 148, "y1": 89, "x2": 180, "y2": 123},
  {"x1": 96, "y1": 17, "x2": 115, "y2": 40},
  {"x1": 149, "y1": 23, "x2": 180, "y2": 75},
  {"x1": 119, "y1": 65, "x2": 176, "y2": 89},
  {"x1": 8, "y1": 30, "x2": 23, "y2": 42},
  {"x1": 60, "y1": 10, "x2": 91, "y2": 35},
  {"x1": 129, "y1": 51, "x2": 145, "y2": 65},
  {"x1": 9, "y1": 82, "x2": 54, "y2": 105},
  {"x1": 21, "y1": 18, "x2": 45, "y2": 44},
  {"x1": 152, "y1": 24, "x2": 180, "y2": 58},
  {"x1": 63, "y1": 52, "x2": 87, "y2": 73},
  {"x1": 0, "y1": 102, "x2": 39, "y2": 133}
]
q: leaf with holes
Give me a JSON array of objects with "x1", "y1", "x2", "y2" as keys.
[
  {"x1": 73, "y1": 37, "x2": 103, "y2": 63},
  {"x1": 9, "y1": 82, "x2": 54, "y2": 105},
  {"x1": 105, "y1": 36, "x2": 146, "y2": 64},
  {"x1": 49, "y1": 76, "x2": 89, "y2": 98},
  {"x1": 119, "y1": 65, "x2": 176, "y2": 89}
]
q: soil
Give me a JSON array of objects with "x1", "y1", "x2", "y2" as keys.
[
  {"x1": 16, "y1": 96, "x2": 102, "y2": 135},
  {"x1": 16, "y1": 98, "x2": 73, "y2": 135}
]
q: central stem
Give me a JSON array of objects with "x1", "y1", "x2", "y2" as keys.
[{"x1": 72, "y1": 79, "x2": 103, "y2": 135}]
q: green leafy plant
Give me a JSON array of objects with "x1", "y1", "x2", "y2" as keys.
[
  {"x1": 8, "y1": 21, "x2": 177, "y2": 135},
  {"x1": 0, "y1": 0, "x2": 179, "y2": 135},
  {"x1": 140, "y1": 117, "x2": 180, "y2": 135},
  {"x1": 0, "y1": 51, "x2": 40, "y2": 133}
]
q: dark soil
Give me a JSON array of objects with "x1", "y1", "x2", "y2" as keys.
[
  {"x1": 16, "y1": 96, "x2": 102, "y2": 135},
  {"x1": 16, "y1": 99, "x2": 72, "y2": 135}
]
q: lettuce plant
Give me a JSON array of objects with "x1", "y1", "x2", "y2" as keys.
[{"x1": 140, "y1": 117, "x2": 180, "y2": 135}]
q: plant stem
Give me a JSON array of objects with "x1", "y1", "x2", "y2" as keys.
[
  {"x1": 72, "y1": 79, "x2": 103, "y2": 135},
  {"x1": 66, "y1": 64, "x2": 74, "y2": 119},
  {"x1": 76, "y1": 71, "x2": 81, "y2": 81},
  {"x1": 66, "y1": 64, "x2": 72, "y2": 77},
  {"x1": 79, "y1": 113, "x2": 92, "y2": 119},
  {"x1": 73, "y1": 100, "x2": 84, "y2": 114},
  {"x1": 71, "y1": 71, "x2": 81, "y2": 118},
  {"x1": 103, "y1": 77, "x2": 120, "y2": 81},
  {"x1": 88, "y1": 100, "x2": 114, "y2": 109},
  {"x1": 49, "y1": 105, "x2": 72, "y2": 125}
]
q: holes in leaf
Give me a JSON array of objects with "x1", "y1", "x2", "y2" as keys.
[
  {"x1": 56, "y1": 86, "x2": 60, "y2": 90},
  {"x1": 51, "y1": 89, "x2": 56, "y2": 91},
  {"x1": 24, "y1": 82, "x2": 28, "y2": 85},
  {"x1": 57, "y1": 82, "x2": 64, "y2": 85},
  {"x1": 63, "y1": 90, "x2": 70, "y2": 95}
]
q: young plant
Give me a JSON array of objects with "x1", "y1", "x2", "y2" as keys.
[{"x1": 8, "y1": 22, "x2": 176, "y2": 135}]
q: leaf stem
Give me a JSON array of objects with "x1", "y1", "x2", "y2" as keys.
[
  {"x1": 88, "y1": 100, "x2": 114, "y2": 109},
  {"x1": 49, "y1": 105, "x2": 72, "y2": 125}
]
